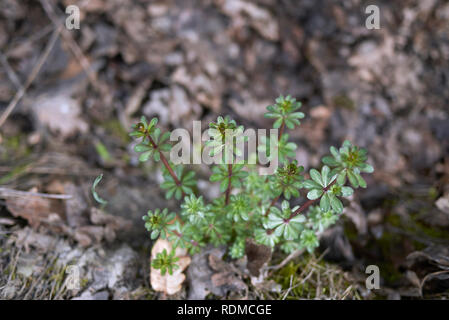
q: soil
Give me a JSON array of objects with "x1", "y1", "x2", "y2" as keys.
[{"x1": 0, "y1": 0, "x2": 448, "y2": 299}]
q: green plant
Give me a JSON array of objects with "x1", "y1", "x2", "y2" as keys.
[
  {"x1": 130, "y1": 94, "x2": 373, "y2": 273},
  {"x1": 151, "y1": 249, "x2": 180, "y2": 276},
  {"x1": 92, "y1": 174, "x2": 108, "y2": 206}
]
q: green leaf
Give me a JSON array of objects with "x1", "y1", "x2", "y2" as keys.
[
  {"x1": 309, "y1": 169, "x2": 323, "y2": 186},
  {"x1": 139, "y1": 150, "x2": 153, "y2": 162},
  {"x1": 355, "y1": 172, "x2": 367, "y2": 188},
  {"x1": 329, "y1": 193, "x2": 343, "y2": 213},
  {"x1": 341, "y1": 186, "x2": 353, "y2": 197},
  {"x1": 300, "y1": 229, "x2": 319, "y2": 253},
  {"x1": 361, "y1": 163, "x2": 374, "y2": 173},
  {"x1": 320, "y1": 193, "x2": 330, "y2": 211},
  {"x1": 337, "y1": 170, "x2": 347, "y2": 185},
  {"x1": 91, "y1": 174, "x2": 108, "y2": 205},
  {"x1": 134, "y1": 144, "x2": 151, "y2": 153},
  {"x1": 220, "y1": 179, "x2": 229, "y2": 193},
  {"x1": 303, "y1": 179, "x2": 322, "y2": 189},
  {"x1": 307, "y1": 189, "x2": 323, "y2": 200},
  {"x1": 347, "y1": 170, "x2": 359, "y2": 188},
  {"x1": 321, "y1": 165, "x2": 330, "y2": 186},
  {"x1": 153, "y1": 151, "x2": 160, "y2": 162}
]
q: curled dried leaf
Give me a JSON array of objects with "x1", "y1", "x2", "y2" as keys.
[{"x1": 150, "y1": 238, "x2": 191, "y2": 295}]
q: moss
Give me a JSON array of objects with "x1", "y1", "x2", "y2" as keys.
[
  {"x1": 100, "y1": 119, "x2": 130, "y2": 144},
  {"x1": 379, "y1": 262, "x2": 403, "y2": 285},
  {"x1": 1, "y1": 134, "x2": 31, "y2": 161},
  {"x1": 413, "y1": 219, "x2": 449, "y2": 240},
  {"x1": 427, "y1": 187, "x2": 439, "y2": 201},
  {"x1": 333, "y1": 95, "x2": 355, "y2": 110},
  {"x1": 272, "y1": 255, "x2": 360, "y2": 299},
  {"x1": 387, "y1": 211, "x2": 449, "y2": 241},
  {"x1": 95, "y1": 141, "x2": 113, "y2": 164},
  {"x1": 343, "y1": 220, "x2": 359, "y2": 241},
  {"x1": 0, "y1": 162, "x2": 31, "y2": 184}
]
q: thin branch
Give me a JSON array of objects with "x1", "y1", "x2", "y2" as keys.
[
  {"x1": 170, "y1": 229, "x2": 199, "y2": 247},
  {"x1": 39, "y1": 0, "x2": 100, "y2": 91},
  {"x1": 265, "y1": 194, "x2": 280, "y2": 217},
  {"x1": 278, "y1": 120, "x2": 285, "y2": 141},
  {"x1": 225, "y1": 163, "x2": 232, "y2": 205},
  {"x1": 288, "y1": 180, "x2": 336, "y2": 220},
  {"x1": 0, "y1": 26, "x2": 62, "y2": 128},
  {"x1": 147, "y1": 134, "x2": 186, "y2": 198},
  {"x1": 265, "y1": 179, "x2": 337, "y2": 235},
  {"x1": 0, "y1": 187, "x2": 72, "y2": 200},
  {"x1": 0, "y1": 52, "x2": 23, "y2": 90}
]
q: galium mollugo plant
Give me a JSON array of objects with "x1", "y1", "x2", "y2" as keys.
[{"x1": 130, "y1": 94, "x2": 373, "y2": 274}]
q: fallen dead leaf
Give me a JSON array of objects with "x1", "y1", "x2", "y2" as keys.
[
  {"x1": 436, "y1": 193, "x2": 449, "y2": 216},
  {"x1": 12, "y1": 227, "x2": 56, "y2": 253},
  {"x1": 245, "y1": 239, "x2": 271, "y2": 277},
  {"x1": 209, "y1": 253, "x2": 247, "y2": 294},
  {"x1": 219, "y1": 0, "x2": 279, "y2": 41},
  {"x1": 150, "y1": 238, "x2": 191, "y2": 295},
  {"x1": 186, "y1": 246, "x2": 227, "y2": 299},
  {"x1": 5, "y1": 188, "x2": 58, "y2": 228},
  {"x1": 32, "y1": 92, "x2": 88, "y2": 139}
]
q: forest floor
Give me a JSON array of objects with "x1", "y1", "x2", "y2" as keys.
[{"x1": 0, "y1": 0, "x2": 448, "y2": 299}]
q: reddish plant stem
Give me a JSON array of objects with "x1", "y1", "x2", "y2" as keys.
[
  {"x1": 288, "y1": 180, "x2": 336, "y2": 220},
  {"x1": 147, "y1": 134, "x2": 185, "y2": 198},
  {"x1": 265, "y1": 180, "x2": 337, "y2": 234},
  {"x1": 210, "y1": 224, "x2": 223, "y2": 239},
  {"x1": 265, "y1": 194, "x2": 281, "y2": 217},
  {"x1": 278, "y1": 120, "x2": 285, "y2": 141},
  {"x1": 225, "y1": 163, "x2": 232, "y2": 205},
  {"x1": 171, "y1": 229, "x2": 199, "y2": 247},
  {"x1": 262, "y1": 119, "x2": 285, "y2": 185}
]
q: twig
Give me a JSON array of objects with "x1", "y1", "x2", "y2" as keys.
[
  {"x1": 0, "y1": 26, "x2": 62, "y2": 128},
  {"x1": 278, "y1": 120, "x2": 285, "y2": 141},
  {"x1": 39, "y1": 0, "x2": 100, "y2": 91},
  {"x1": 0, "y1": 166, "x2": 102, "y2": 177},
  {"x1": 419, "y1": 270, "x2": 449, "y2": 297},
  {"x1": 225, "y1": 163, "x2": 232, "y2": 205},
  {"x1": 288, "y1": 180, "x2": 337, "y2": 220},
  {"x1": 265, "y1": 194, "x2": 280, "y2": 217},
  {"x1": 0, "y1": 187, "x2": 72, "y2": 200},
  {"x1": 268, "y1": 237, "x2": 327, "y2": 273},
  {"x1": 147, "y1": 134, "x2": 186, "y2": 199},
  {"x1": 268, "y1": 248, "x2": 305, "y2": 272},
  {"x1": 0, "y1": 52, "x2": 23, "y2": 90}
]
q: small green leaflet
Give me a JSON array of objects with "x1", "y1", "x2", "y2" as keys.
[{"x1": 92, "y1": 174, "x2": 108, "y2": 205}]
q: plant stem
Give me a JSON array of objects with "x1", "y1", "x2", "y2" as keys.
[
  {"x1": 262, "y1": 119, "x2": 284, "y2": 185},
  {"x1": 265, "y1": 180, "x2": 337, "y2": 234},
  {"x1": 170, "y1": 229, "x2": 199, "y2": 247},
  {"x1": 265, "y1": 194, "x2": 280, "y2": 217},
  {"x1": 288, "y1": 180, "x2": 336, "y2": 220},
  {"x1": 225, "y1": 163, "x2": 232, "y2": 205},
  {"x1": 147, "y1": 134, "x2": 185, "y2": 197},
  {"x1": 278, "y1": 120, "x2": 285, "y2": 141}
]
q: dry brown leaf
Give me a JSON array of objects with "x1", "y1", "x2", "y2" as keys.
[
  {"x1": 32, "y1": 93, "x2": 88, "y2": 139},
  {"x1": 150, "y1": 238, "x2": 191, "y2": 295},
  {"x1": 209, "y1": 253, "x2": 247, "y2": 293},
  {"x1": 12, "y1": 227, "x2": 56, "y2": 253},
  {"x1": 436, "y1": 193, "x2": 449, "y2": 216},
  {"x1": 5, "y1": 189, "x2": 57, "y2": 228},
  {"x1": 74, "y1": 226, "x2": 105, "y2": 247},
  {"x1": 219, "y1": 0, "x2": 279, "y2": 41},
  {"x1": 245, "y1": 239, "x2": 271, "y2": 277}
]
